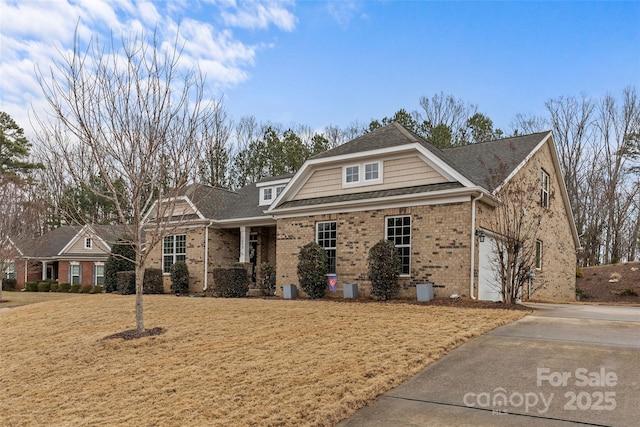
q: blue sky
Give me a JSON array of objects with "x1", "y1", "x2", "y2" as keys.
[{"x1": 1, "y1": 1, "x2": 639, "y2": 137}]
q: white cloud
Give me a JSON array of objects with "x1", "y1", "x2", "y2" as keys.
[
  {"x1": 326, "y1": 1, "x2": 365, "y2": 27},
  {"x1": 0, "y1": 0, "x2": 297, "y2": 137},
  {"x1": 220, "y1": 1, "x2": 297, "y2": 31}
]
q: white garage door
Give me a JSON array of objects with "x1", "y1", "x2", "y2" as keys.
[{"x1": 478, "y1": 236, "x2": 503, "y2": 302}]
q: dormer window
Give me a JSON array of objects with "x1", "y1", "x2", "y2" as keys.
[
  {"x1": 258, "y1": 180, "x2": 291, "y2": 206},
  {"x1": 343, "y1": 161, "x2": 383, "y2": 187},
  {"x1": 85, "y1": 237, "x2": 92, "y2": 249}
]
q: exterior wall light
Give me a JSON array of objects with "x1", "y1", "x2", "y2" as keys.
[{"x1": 475, "y1": 229, "x2": 486, "y2": 242}]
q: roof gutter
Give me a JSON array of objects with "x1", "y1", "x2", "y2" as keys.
[{"x1": 469, "y1": 192, "x2": 484, "y2": 300}]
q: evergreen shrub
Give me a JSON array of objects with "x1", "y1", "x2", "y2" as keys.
[
  {"x1": 368, "y1": 239, "x2": 401, "y2": 300},
  {"x1": 296, "y1": 242, "x2": 328, "y2": 299},
  {"x1": 170, "y1": 262, "x2": 190, "y2": 295},
  {"x1": 212, "y1": 265, "x2": 248, "y2": 297}
]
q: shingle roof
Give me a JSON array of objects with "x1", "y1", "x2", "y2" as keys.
[
  {"x1": 177, "y1": 184, "x2": 240, "y2": 219},
  {"x1": 277, "y1": 182, "x2": 464, "y2": 209},
  {"x1": 441, "y1": 131, "x2": 549, "y2": 192},
  {"x1": 16, "y1": 224, "x2": 129, "y2": 258},
  {"x1": 312, "y1": 123, "x2": 549, "y2": 193}
]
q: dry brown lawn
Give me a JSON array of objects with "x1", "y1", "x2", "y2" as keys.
[
  {"x1": 1, "y1": 295, "x2": 527, "y2": 426},
  {"x1": 0, "y1": 291, "x2": 87, "y2": 308}
]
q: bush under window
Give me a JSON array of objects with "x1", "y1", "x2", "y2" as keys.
[
  {"x1": 297, "y1": 242, "x2": 328, "y2": 299},
  {"x1": 368, "y1": 239, "x2": 401, "y2": 300}
]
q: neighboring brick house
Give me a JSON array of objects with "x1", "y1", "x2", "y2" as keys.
[
  {"x1": 148, "y1": 123, "x2": 578, "y2": 302},
  {"x1": 6, "y1": 225, "x2": 125, "y2": 288}
]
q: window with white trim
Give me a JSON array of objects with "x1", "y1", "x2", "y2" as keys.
[
  {"x1": 276, "y1": 186, "x2": 285, "y2": 197},
  {"x1": 345, "y1": 166, "x2": 359, "y2": 183},
  {"x1": 316, "y1": 221, "x2": 337, "y2": 274},
  {"x1": 541, "y1": 170, "x2": 549, "y2": 208},
  {"x1": 3, "y1": 261, "x2": 16, "y2": 280},
  {"x1": 85, "y1": 237, "x2": 92, "y2": 249},
  {"x1": 386, "y1": 216, "x2": 411, "y2": 275},
  {"x1": 343, "y1": 161, "x2": 382, "y2": 187},
  {"x1": 94, "y1": 263, "x2": 105, "y2": 286},
  {"x1": 535, "y1": 240, "x2": 543, "y2": 270},
  {"x1": 263, "y1": 188, "x2": 273, "y2": 201},
  {"x1": 69, "y1": 262, "x2": 81, "y2": 285},
  {"x1": 163, "y1": 234, "x2": 186, "y2": 274}
]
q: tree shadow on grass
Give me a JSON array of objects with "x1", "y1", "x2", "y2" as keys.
[{"x1": 101, "y1": 327, "x2": 165, "y2": 341}]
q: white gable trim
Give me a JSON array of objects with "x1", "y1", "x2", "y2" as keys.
[
  {"x1": 268, "y1": 143, "x2": 475, "y2": 214},
  {"x1": 58, "y1": 225, "x2": 112, "y2": 256},
  {"x1": 492, "y1": 132, "x2": 552, "y2": 194},
  {"x1": 143, "y1": 195, "x2": 206, "y2": 224}
]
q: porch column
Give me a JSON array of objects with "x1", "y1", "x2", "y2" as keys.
[
  {"x1": 239, "y1": 226, "x2": 250, "y2": 263},
  {"x1": 41, "y1": 261, "x2": 47, "y2": 281}
]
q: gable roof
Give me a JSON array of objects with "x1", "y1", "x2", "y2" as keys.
[
  {"x1": 441, "y1": 131, "x2": 551, "y2": 192},
  {"x1": 15, "y1": 225, "x2": 129, "y2": 259}
]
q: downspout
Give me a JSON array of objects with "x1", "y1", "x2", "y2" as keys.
[{"x1": 470, "y1": 193, "x2": 484, "y2": 300}]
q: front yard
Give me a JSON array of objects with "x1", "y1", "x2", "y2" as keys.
[{"x1": 1, "y1": 295, "x2": 527, "y2": 426}]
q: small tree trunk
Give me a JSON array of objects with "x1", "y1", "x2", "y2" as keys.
[{"x1": 135, "y1": 264, "x2": 145, "y2": 333}]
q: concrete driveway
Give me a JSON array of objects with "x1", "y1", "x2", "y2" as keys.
[{"x1": 338, "y1": 303, "x2": 640, "y2": 426}]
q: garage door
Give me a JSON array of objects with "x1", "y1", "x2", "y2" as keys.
[{"x1": 478, "y1": 236, "x2": 503, "y2": 302}]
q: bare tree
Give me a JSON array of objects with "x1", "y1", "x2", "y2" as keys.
[
  {"x1": 198, "y1": 97, "x2": 233, "y2": 188},
  {"x1": 417, "y1": 92, "x2": 477, "y2": 146},
  {"x1": 36, "y1": 29, "x2": 215, "y2": 333},
  {"x1": 487, "y1": 171, "x2": 544, "y2": 304}
]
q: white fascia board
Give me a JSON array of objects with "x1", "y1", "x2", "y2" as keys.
[
  {"x1": 268, "y1": 143, "x2": 474, "y2": 213},
  {"x1": 58, "y1": 224, "x2": 90, "y2": 256},
  {"x1": 213, "y1": 216, "x2": 277, "y2": 228},
  {"x1": 142, "y1": 195, "x2": 206, "y2": 224},
  {"x1": 256, "y1": 178, "x2": 291, "y2": 188},
  {"x1": 493, "y1": 132, "x2": 552, "y2": 194},
  {"x1": 5, "y1": 237, "x2": 24, "y2": 257},
  {"x1": 270, "y1": 187, "x2": 497, "y2": 219}
]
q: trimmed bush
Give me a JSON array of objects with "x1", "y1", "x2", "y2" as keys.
[
  {"x1": 69, "y1": 284, "x2": 81, "y2": 293},
  {"x1": 144, "y1": 268, "x2": 164, "y2": 294},
  {"x1": 50, "y1": 283, "x2": 59, "y2": 292},
  {"x1": 58, "y1": 283, "x2": 71, "y2": 293},
  {"x1": 36, "y1": 282, "x2": 50, "y2": 292},
  {"x1": 80, "y1": 284, "x2": 93, "y2": 293},
  {"x1": 90, "y1": 285, "x2": 104, "y2": 294},
  {"x1": 297, "y1": 242, "x2": 328, "y2": 299},
  {"x1": 2, "y1": 278, "x2": 17, "y2": 291},
  {"x1": 212, "y1": 266, "x2": 249, "y2": 298},
  {"x1": 368, "y1": 239, "x2": 401, "y2": 300},
  {"x1": 260, "y1": 262, "x2": 276, "y2": 296},
  {"x1": 116, "y1": 271, "x2": 136, "y2": 295},
  {"x1": 104, "y1": 240, "x2": 136, "y2": 293},
  {"x1": 170, "y1": 262, "x2": 190, "y2": 295},
  {"x1": 25, "y1": 282, "x2": 39, "y2": 292}
]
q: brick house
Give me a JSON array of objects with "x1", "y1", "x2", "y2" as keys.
[
  {"x1": 149, "y1": 123, "x2": 579, "y2": 302},
  {"x1": 5, "y1": 225, "x2": 125, "y2": 288}
]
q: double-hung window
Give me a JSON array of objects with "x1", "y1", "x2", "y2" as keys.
[
  {"x1": 316, "y1": 221, "x2": 337, "y2": 274},
  {"x1": 163, "y1": 234, "x2": 186, "y2": 273},
  {"x1": 386, "y1": 216, "x2": 411, "y2": 275},
  {"x1": 345, "y1": 166, "x2": 359, "y2": 184},
  {"x1": 3, "y1": 261, "x2": 16, "y2": 280},
  {"x1": 69, "y1": 263, "x2": 81, "y2": 285},
  {"x1": 94, "y1": 263, "x2": 105, "y2": 286},
  {"x1": 85, "y1": 237, "x2": 92, "y2": 249},
  {"x1": 541, "y1": 170, "x2": 549, "y2": 208}
]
